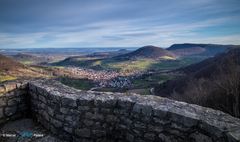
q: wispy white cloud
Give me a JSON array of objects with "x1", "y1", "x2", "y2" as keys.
[{"x1": 0, "y1": 0, "x2": 240, "y2": 48}]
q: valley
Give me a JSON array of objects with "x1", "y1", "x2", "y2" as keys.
[
  {"x1": 0, "y1": 44, "x2": 234, "y2": 96},
  {"x1": 1, "y1": 43, "x2": 240, "y2": 141}
]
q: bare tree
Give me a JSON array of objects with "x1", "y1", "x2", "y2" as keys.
[{"x1": 213, "y1": 52, "x2": 240, "y2": 117}]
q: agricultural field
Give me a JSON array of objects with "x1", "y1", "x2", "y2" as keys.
[
  {"x1": 58, "y1": 77, "x2": 95, "y2": 90},
  {"x1": 0, "y1": 73, "x2": 17, "y2": 83},
  {"x1": 55, "y1": 56, "x2": 203, "y2": 74}
]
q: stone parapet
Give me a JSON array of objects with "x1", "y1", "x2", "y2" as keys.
[
  {"x1": 28, "y1": 79, "x2": 240, "y2": 142},
  {"x1": 0, "y1": 80, "x2": 29, "y2": 125}
]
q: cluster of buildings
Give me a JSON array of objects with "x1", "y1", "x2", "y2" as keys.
[
  {"x1": 66, "y1": 67, "x2": 121, "y2": 81},
  {"x1": 64, "y1": 67, "x2": 144, "y2": 88}
]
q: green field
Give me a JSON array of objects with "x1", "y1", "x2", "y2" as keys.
[
  {"x1": 132, "y1": 74, "x2": 173, "y2": 88},
  {"x1": 55, "y1": 56, "x2": 204, "y2": 73},
  {"x1": 54, "y1": 56, "x2": 203, "y2": 94},
  {"x1": 58, "y1": 77, "x2": 95, "y2": 90},
  {"x1": 0, "y1": 75, "x2": 17, "y2": 83}
]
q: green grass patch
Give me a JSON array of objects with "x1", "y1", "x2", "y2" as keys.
[
  {"x1": 55, "y1": 56, "x2": 205, "y2": 74},
  {"x1": 132, "y1": 74, "x2": 174, "y2": 89},
  {"x1": 20, "y1": 60, "x2": 34, "y2": 65},
  {"x1": 58, "y1": 77, "x2": 95, "y2": 90},
  {"x1": 106, "y1": 59, "x2": 156, "y2": 72},
  {"x1": 0, "y1": 75, "x2": 17, "y2": 83}
]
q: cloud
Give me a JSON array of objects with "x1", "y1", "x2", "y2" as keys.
[{"x1": 0, "y1": 0, "x2": 240, "y2": 48}]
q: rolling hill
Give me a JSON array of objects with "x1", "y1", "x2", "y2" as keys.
[
  {"x1": 154, "y1": 48, "x2": 240, "y2": 117},
  {"x1": 53, "y1": 46, "x2": 179, "y2": 72},
  {"x1": 87, "y1": 49, "x2": 130, "y2": 58},
  {"x1": 0, "y1": 54, "x2": 48, "y2": 82},
  {"x1": 9, "y1": 53, "x2": 51, "y2": 65},
  {"x1": 114, "y1": 45, "x2": 176, "y2": 60},
  {"x1": 0, "y1": 54, "x2": 27, "y2": 71},
  {"x1": 167, "y1": 43, "x2": 235, "y2": 57}
]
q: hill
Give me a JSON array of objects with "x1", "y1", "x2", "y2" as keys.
[
  {"x1": 154, "y1": 48, "x2": 240, "y2": 117},
  {"x1": 0, "y1": 54, "x2": 48, "y2": 82},
  {"x1": 0, "y1": 54, "x2": 26, "y2": 71},
  {"x1": 9, "y1": 53, "x2": 50, "y2": 65},
  {"x1": 167, "y1": 43, "x2": 235, "y2": 57},
  {"x1": 114, "y1": 45, "x2": 176, "y2": 60},
  {"x1": 87, "y1": 49, "x2": 130, "y2": 58},
  {"x1": 53, "y1": 46, "x2": 181, "y2": 73}
]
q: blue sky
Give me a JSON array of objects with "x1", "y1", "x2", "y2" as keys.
[{"x1": 0, "y1": 0, "x2": 240, "y2": 48}]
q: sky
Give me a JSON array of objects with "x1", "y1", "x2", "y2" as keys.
[{"x1": 0, "y1": 0, "x2": 240, "y2": 48}]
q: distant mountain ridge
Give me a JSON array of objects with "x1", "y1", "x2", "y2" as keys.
[
  {"x1": 167, "y1": 43, "x2": 235, "y2": 57},
  {"x1": 114, "y1": 45, "x2": 176, "y2": 60}
]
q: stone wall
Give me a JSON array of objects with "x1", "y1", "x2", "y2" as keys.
[
  {"x1": 28, "y1": 79, "x2": 240, "y2": 142},
  {"x1": 0, "y1": 80, "x2": 29, "y2": 125}
]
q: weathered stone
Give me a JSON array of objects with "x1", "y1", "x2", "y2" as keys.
[
  {"x1": 158, "y1": 134, "x2": 171, "y2": 142},
  {"x1": 118, "y1": 124, "x2": 127, "y2": 129},
  {"x1": 64, "y1": 126, "x2": 73, "y2": 133},
  {"x1": 50, "y1": 124, "x2": 58, "y2": 135},
  {"x1": 106, "y1": 115, "x2": 117, "y2": 123},
  {"x1": 227, "y1": 129, "x2": 240, "y2": 142},
  {"x1": 153, "y1": 117, "x2": 170, "y2": 125},
  {"x1": 39, "y1": 102, "x2": 46, "y2": 110},
  {"x1": 75, "y1": 128, "x2": 91, "y2": 138},
  {"x1": 60, "y1": 108, "x2": 69, "y2": 114},
  {"x1": 77, "y1": 98, "x2": 94, "y2": 106},
  {"x1": 126, "y1": 133, "x2": 134, "y2": 142},
  {"x1": 133, "y1": 103, "x2": 142, "y2": 113},
  {"x1": 148, "y1": 125, "x2": 163, "y2": 133},
  {"x1": 61, "y1": 97, "x2": 77, "y2": 108},
  {"x1": 78, "y1": 106, "x2": 90, "y2": 111},
  {"x1": 134, "y1": 121, "x2": 146, "y2": 129},
  {"x1": 153, "y1": 108, "x2": 167, "y2": 119},
  {"x1": 7, "y1": 98, "x2": 20, "y2": 106},
  {"x1": 0, "y1": 108, "x2": 4, "y2": 118},
  {"x1": 0, "y1": 98, "x2": 6, "y2": 107},
  {"x1": 132, "y1": 129, "x2": 142, "y2": 137},
  {"x1": 121, "y1": 117, "x2": 132, "y2": 126},
  {"x1": 85, "y1": 112, "x2": 104, "y2": 120},
  {"x1": 1, "y1": 79, "x2": 240, "y2": 142},
  {"x1": 39, "y1": 95, "x2": 47, "y2": 103},
  {"x1": 83, "y1": 120, "x2": 94, "y2": 126},
  {"x1": 4, "y1": 106, "x2": 17, "y2": 116},
  {"x1": 92, "y1": 122, "x2": 102, "y2": 129},
  {"x1": 92, "y1": 130, "x2": 106, "y2": 137},
  {"x1": 64, "y1": 115, "x2": 77, "y2": 124},
  {"x1": 51, "y1": 118, "x2": 63, "y2": 128},
  {"x1": 94, "y1": 96, "x2": 117, "y2": 108},
  {"x1": 144, "y1": 132, "x2": 155, "y2": 141},
  {"x1": 189, "y1": 132, "x2": 212, "y2": 142},
  {"x1": 42, "y1": 111, "x2": 50, "y2": 121},
  {"x1": 56, "y1": 114, "x2": 64, "y2": 121},
  {"x1": 47, "y1": 107, "x2": 54, "y2": 116},
  {"x1": 117, "y1": 99, "x2": 134, "y2": 110},
  {"x1": 100, "y1": 108, "x2": 111, "y2": 114}
]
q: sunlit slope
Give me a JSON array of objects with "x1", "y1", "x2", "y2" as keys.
[{"x1": 0, "y1": 54, "x2": 49, "y2": 82}]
